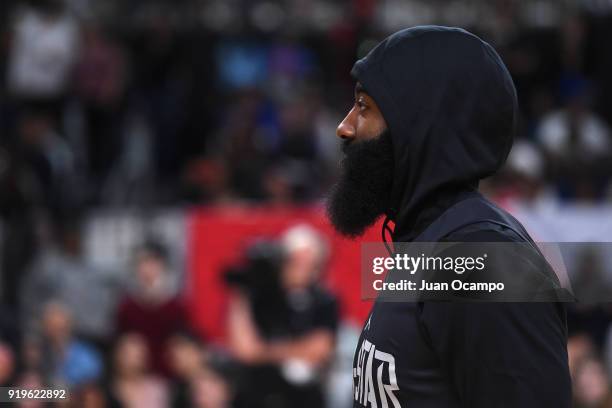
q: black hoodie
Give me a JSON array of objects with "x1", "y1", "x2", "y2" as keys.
[
  {"x1": 350, "y1": 26, "x2": 571, "y2": 407},
  {"x1": 351, "y1": 25, "x2": 517, "y2": 240}
]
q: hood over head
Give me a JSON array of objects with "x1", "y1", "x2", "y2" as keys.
[{"x1": 351, "y1": 26, "x2": 518, "y2": 240}]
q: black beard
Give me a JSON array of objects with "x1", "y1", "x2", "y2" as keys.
[{"x1": 326, "y1": 130, "x2": 394, "y2": 237}]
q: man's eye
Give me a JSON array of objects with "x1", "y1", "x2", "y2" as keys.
[{"x1": 356, "y1": 100, "x2": 367, "y2": 111}]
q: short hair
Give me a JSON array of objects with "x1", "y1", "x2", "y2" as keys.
[
  {"x1": 137, "y1": 239, "x2": 169, "y2": 263},
  {"x1": 281, "y1": 224, "x2": 329, "y2": 268}
]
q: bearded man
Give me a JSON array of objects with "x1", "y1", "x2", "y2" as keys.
[{"x1": 327, "y1": 26, "x2": 571, "y2": 408}]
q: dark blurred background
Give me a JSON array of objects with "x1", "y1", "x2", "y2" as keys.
[{"x1": 1, "y1": 0, "x2": 612, "y2": 407}]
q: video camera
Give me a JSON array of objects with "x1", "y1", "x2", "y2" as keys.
[{"x1": 224, "y1": 239, "x2": 291, "y2": 335}]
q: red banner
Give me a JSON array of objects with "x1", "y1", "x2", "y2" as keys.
[{"x1": 186, "y1": 205, "x2": 383, "y2": 343}]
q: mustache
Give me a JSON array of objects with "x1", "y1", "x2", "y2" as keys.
[
  {"x1": 341, "y1": 140, "x2": 352, "y2": 155},
  {"x1": 340, "y1": 128, "x2": 393, "y2": 154},
  {"x1": 340, "y1": 136, "x2": 387, "y2": 157}
]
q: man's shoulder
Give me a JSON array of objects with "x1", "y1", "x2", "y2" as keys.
[{"x1": 441, "y1": 220, "x2": 527, "y2": 243}]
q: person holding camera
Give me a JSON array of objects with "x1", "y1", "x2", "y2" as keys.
[{"x1": 227, "y1": 224, "x2": 339, "y2": 408}]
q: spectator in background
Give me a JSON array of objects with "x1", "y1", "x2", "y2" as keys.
[
  {"x1": 39, "y1": 301, "x2": 102, "y2": 388},
  {"x1": 573, "y1": 355, "x2": 612, "y2": 408},
  {"x1": 6, "y1": 0, "x2": 79, "y2": 118},
  {"x1": 14, "y1": 370, "x2": 46, "y2": 408},
  {"x1": 571, "y1": 248, "x2": 612, "y2": 305},
  {"x1": 126, "y1": 3, "x2": 190, "y2": 187},
  {"x1": 0, "y1": 140, "x2": 38, "y2": 311},
  {"x1": 18, "y1": 335, "x2": 44, "y2": 383},
  {"x1": 569, "y1": 334, "x2": 597, "y2": 380},
  {"x1": 180, "y1": 156, "x2": 232, "y2": 204},
  {"x1": 190, "y1": 361, "x2": 234, "y2": 408},
  {"x1": 536, "y1": 76, "x2": 612, "y2": 201},
  {"x1": 167, "y1": 330, "x2": 238, "y2": 408},
  {"x1": 0, "y1": 298, "x2": 22, "y2": 354},
  {"x1": 167, "y1": 330, "x2": 207, "y2": 407},
  {"x1": 14, "y1": 107, "x2": 79, "y2": 213},
  {"x1": 116, "y1": 241, "x2": 186, "y2": 377},
  {"x1": 0, "y1": 341, "x2": 16, "y2": 386},
  {"x1": 73, "y1": 22, "x2": 126, "y2": 194},
  {"x1": 490, "y1": 139, "x2": 556, "y2": 210},
  {"x1": 104, "y1": 332, "x2": 169, "y2": 408},
  {"x1": 168, "y1": 331, "x2": 218, "y2": 408},
  {"x1": 566, "y1": 249, "x2": 612, "y2": 351},
  {"x1": 219, "y1": 89, "x2": 277, "y2": 202},
  {"x1": 227, "y1": 224, "x2": 338, "y2": 408},
  {"x1": 21, "y1": 219, "x2": 122, "y2": 348}
]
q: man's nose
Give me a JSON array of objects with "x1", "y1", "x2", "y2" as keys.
[{"x1": 336, "y1": 114, "x2": 356, "y2": 141}]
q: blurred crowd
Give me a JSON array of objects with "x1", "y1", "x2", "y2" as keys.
[
  {"x1": 1, "y1": 218, "x2": 340, "y2": 407},
  {"x1": 1, "y1": 0, "x2": 612, "y2": 407}
]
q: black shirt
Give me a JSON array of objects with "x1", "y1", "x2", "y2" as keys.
[
  {"x1": 238, "y1": 286, "x2": 339, "y2": 408},
  {"x1": 352, "y1": 224, "x2": 571, "y2": 408}
]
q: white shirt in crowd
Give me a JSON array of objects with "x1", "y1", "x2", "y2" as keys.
[
  {"x1": 537, "y1": 110, "x2": 611, "y2": 157},
  {"x1": 7, "y1": 7, "x2": 79, "y2": 98}
]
